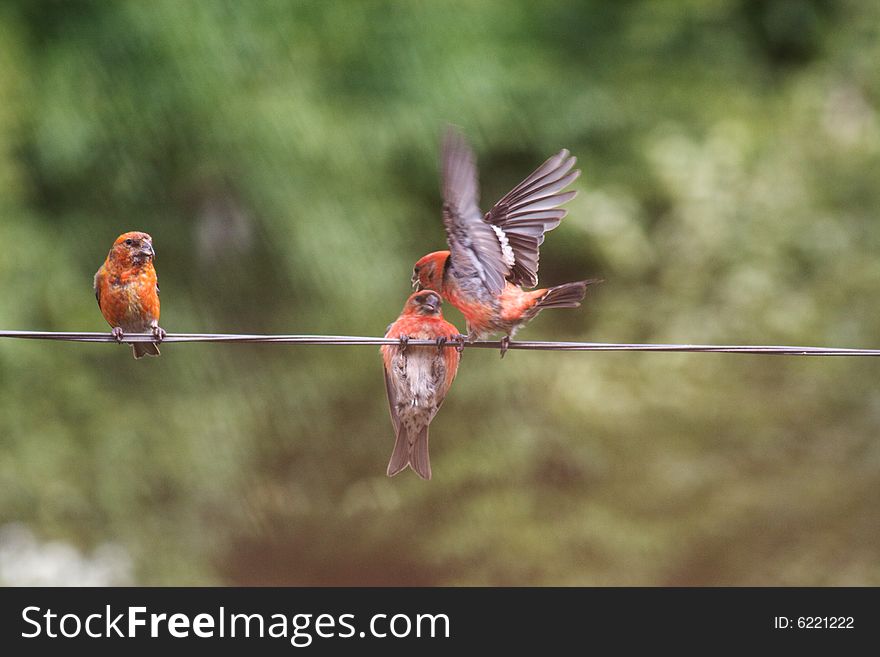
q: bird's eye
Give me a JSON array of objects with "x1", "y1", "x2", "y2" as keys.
[{"x1": 124, "y1": 239, "x2": 133, "y2": 246}]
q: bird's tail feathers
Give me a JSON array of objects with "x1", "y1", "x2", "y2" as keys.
[
  {"x1": 131, "y1": 342, "x2": 161, "y2": 359},
  {"x1": 526, "y1": 279, "x2": 601, "y2": 319},
  {"x1": 387, "y1": 425, "x2": 431, "y2": 480},
  {"x1": 409, "y1": 426, "x2": 431, "y2": 480}
]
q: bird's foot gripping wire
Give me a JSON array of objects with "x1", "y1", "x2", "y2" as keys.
[
  {"x1": 398, "y1": 335, "x2": 410, "y2": 353},
  {"x1": 499, "y1": 335, "x2": 511, "y2": 359},
  {"x1": 435, "y1": 336, "x2": 448, "y2": 352},
  {"x1": 451, "y1": 334, "x2": 468, "y2": 353},
  {"x1": 151, "y1": 324, "x2": 167, "y2": 343},
  {"x1": 111, "y1": 327, "x2": 125, "y2": 343}
]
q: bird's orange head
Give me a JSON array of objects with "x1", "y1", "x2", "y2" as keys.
[
  {"x1": 412, "y1": 251, "x2": 450, "y2": 292},
  {"x1": 402, "y1": 289, "x2": 444, "y2": 317},
  {"x1": 107, "y1": 231, "x2": 156, "y2": 269}
]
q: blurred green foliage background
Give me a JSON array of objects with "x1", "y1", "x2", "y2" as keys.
[{"x1": 1, "y1": 0, "x2": 879, "y2": 585}]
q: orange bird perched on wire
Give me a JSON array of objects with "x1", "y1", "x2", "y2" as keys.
[
  {"x1": 381, "y1": 290, "x2": 464, "y2": 480},
  {"x1": 413, "y1": 128, "x2": 599, "y2": 356},
  {"x1": 94, "y1": 231, "x2": 165, "y2": 359}
]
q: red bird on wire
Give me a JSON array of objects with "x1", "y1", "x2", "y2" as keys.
[
  {"x1": 94, "y1": 231, "x2": 165, "y2": 359},
  {"x1": 413, "y1": 128, "x2": 599, "y2": 356},
  {"x1": 381, "y1": 290, "x2": 463, "y2": 480}
]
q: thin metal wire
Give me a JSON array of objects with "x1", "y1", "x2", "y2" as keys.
[{"x1": 1, "y1": 330, "x2": 879, "y2": 356}]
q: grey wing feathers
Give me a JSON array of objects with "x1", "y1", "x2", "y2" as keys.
[
  {"x1": 442, "y1": 128, "x2": 509, "y2": 295},
  {"x1": 383, "y1": 365, "x2": 401, "y2": 436},
  {"x1": 485, "y1": 149, "x2": 580, "y2": 288}
]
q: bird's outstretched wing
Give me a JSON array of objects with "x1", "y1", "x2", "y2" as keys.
[
  {"x1": 441, "y1": 127, "x2": 510, "y2": 296},
  {"x1": 484, "y1": 149, "x2": 579, "y2": 288}
]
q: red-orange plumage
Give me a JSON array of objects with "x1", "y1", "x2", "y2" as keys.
[
  {"x1": 383, "y1": 303, "x2": 461, "y2": 395},
  {"x1": 414, "y1": 250, "x2": 592, "y2": 350},
  {"x1": 94, "y1": 231, "x2": 164, "y2": 359},
  {"x1": 381, "y1": 290, "x2": 462, "y2": 480}
]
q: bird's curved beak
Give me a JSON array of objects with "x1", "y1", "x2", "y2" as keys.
[
  {"x1": 423, "y1": 295, "x2": 440, "y2": 314},
  {"x1": 140, "y1": 242, "x2": 155, "y2": 258}
]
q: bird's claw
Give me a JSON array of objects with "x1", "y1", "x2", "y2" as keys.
[
  {"x1": 398, "y1": 335, "x2": 409, "y2": 352},
  {"x1": 111, "y1": 327, "x2": 125, "y2": 343},
  {"x1": 435, "y1": 336, "x2": 448, "y2": 352},
  {"x1": 151, "y1": 325, "x2": 166, "y2": 343},
  {"x1": 500, "y1": 335, "x2": 510, "y2": 359},
  {"x1": 452, "y1": 334, "x2": 468, "y2": 353}
]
